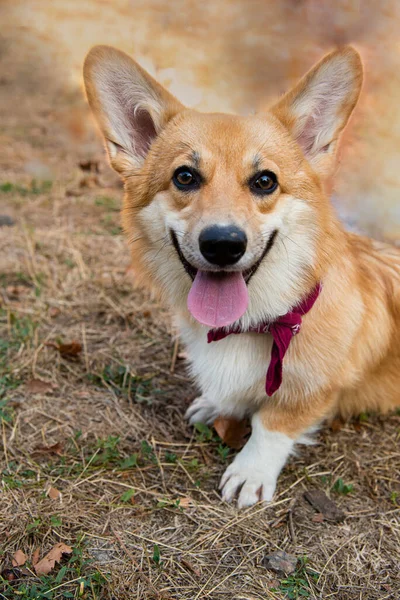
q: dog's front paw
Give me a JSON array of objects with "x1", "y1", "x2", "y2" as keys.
[
  {"x1": 218, "y1": 418, "x2": 294, "y2": 508},
  {"x1": 220, "y1": 459, "x2": 277, "y2": 509},
  {"x1": 185, "y1": 396, "x2": 219, "y2": 425}
]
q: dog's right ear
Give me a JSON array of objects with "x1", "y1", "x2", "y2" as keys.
[
  {"x1": 83, "y1": 46, "x2": 184, "y2": 175},
  {"x1": 271, "y1": 46, "x2": 362, "y2": 177}
]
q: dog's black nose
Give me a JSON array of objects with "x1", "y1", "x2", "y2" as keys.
[{"x1": 199, "y1": 225, "x2": 247, "y2": 267}]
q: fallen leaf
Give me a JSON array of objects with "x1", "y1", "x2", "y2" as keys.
[
  {"x1": 264, "y1": 550, "x2": 298, "y2": 574},
  {"x1": 75, "y1": 390, "x2": 90, "y2": 399},
  {"x1": 181, "y1": 558, "x2": 201, "y2": 577},
  {"x1": 32, "y1": 547, "x2": 40, "y2": 566},
  {"x1": 26, "y1": 378, "x2": 54, "y2": 395},
  {"x1": 6, "y1": 284, "x2": 30, "y2": 298},
  {"x1": 12, "y1": 550, "x2": 27, "y2": 567},
  {"x1": 312, "y1": 513, "x2": 325, "y2": 523},
  {"x1": 47, "y1": 486, "x2": 61, "y2": 500},
  {"x1": 65, "y1": 188, "x2": 83, "y2": 197},
  {"x1": 34, "y1": 542, "x2": 72, "y2": 576},
  {"x1": 271, "y1": 520, "x2": 286, "y2": 529},
  {"x1": 213, "y1": 416, "x2": 251, "y2": 450},
  {"x1": 304, "y1": 489, "x2": 345, "y2": 522},
  {"x1": 178, "y1": 497, "x2": 192, "y2": 509},
  {"x1": 32, "y1": 442, "x2": 64, "y2": 458},
  {"x1": 330, "y1": 417, "x2": 345, "y2": 433},
  {"x1": 57, "y1": 341, "x2": 82, "y2": 358}
]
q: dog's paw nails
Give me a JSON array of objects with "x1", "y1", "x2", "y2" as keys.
[
  {"x1": 220, "y1": 464, "x2": 276, "y2": 508},
  {"x1": 238, "y1": 479, "x2": 275, "y2": 508},
  {"x1": 185, "y1": 396, "x2": 218, "y2": 425}
]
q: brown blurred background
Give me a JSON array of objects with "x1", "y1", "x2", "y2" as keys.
[{"x1": 1, "y1": 0, "x2": 400, "y2": 241}]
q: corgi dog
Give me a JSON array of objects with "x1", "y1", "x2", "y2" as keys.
[{"x1": 83, "y1": 45, "x2": 400, "y2": 508}]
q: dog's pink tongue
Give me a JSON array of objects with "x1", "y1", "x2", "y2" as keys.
[{"x1": 187, "y1": 271, "x2": 248, "y2": 327}]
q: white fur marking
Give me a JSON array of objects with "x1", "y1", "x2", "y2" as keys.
[{"x1": 220, "y1": 413, "x2": 294, "y2": 508}]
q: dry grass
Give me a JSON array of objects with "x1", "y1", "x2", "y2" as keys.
[{"x1": 0, "y1": 174, "x2": 399, "y2": 600}]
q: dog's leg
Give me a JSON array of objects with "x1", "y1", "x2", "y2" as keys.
[
  {"x1": 220, "y1": 412, "x2": 293, "y2": 507},
  {"x1": 220, "y1": 395, "x2": 333, "y2": 508},
  {"x1": 185, "y1": 396, "x2": 219, "y2": 425}
]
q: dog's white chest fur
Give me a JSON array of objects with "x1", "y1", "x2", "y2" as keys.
[{"x1": 178, "y1": 318, "x2": 273, "y2": 417}]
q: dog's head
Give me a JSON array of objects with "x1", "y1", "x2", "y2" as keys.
[{"x1": 84, "y1": 46, "x2": 362, "y2": 327}]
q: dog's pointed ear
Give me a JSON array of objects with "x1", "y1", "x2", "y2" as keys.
[
  {"x1": 83, "y1": 46, "x2": 184, "y2": 175},
  {"x1": 271, "y1": 47, "x2": 363, "y2": 176}
]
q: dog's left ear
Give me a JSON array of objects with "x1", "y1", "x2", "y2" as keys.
[
  {"x1": 83, "y1": 45, "x2": 184, "y2": 175},
  {"x1": 271, "y1": 47, "x2": 363, "y2": 176}
]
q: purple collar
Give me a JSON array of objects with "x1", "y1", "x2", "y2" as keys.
[{"x1": 207, "y1": 284, "x2": 321, "y2": 396}]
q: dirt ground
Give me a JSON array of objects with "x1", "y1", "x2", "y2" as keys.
[{"x1": 1, "y1": 1, "x2": 400, "y2": 599}]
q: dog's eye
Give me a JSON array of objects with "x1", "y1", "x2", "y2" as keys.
[
  {"x1": 173, "y1": 166, "x2": 200, "y2": 191},
  {"x1": 250, "y1": 170, "x2": 278, "y2": 195}
]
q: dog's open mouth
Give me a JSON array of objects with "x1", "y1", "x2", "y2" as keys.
[{"x1": 170, "y1": 230, "x2": 278, "y2": 328}]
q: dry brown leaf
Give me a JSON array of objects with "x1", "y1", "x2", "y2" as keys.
[
  {"x1": 26, "y1": 378, "x2": 54, "y2": 395},
  {"x1": 32, "y1": 547, "x2": 40, "y2": 566},
  {"x1": 353, "y1": 421, "x2": 363, "y2": 432},
  {"x1": 330, "y1": 417, "x2": 345, "y2": 433},
  {"x1": 47, "y1": 486, "x2": 61, "y2": 500},
  {"x1": 178, "y1": 497, "x2": 192, "y2": 509},
  {"x1": 34, "y1": 542, "x2": 72, "y2": 576},
  {"x1": 181, "y1": 558, "x2": 201, "y2": 577},
  {"x1": 65, "y1": 188, "x2": 83, "y2": 198},
  {"x1": 32, "y1": 442, "x2": 64, "y2": 458},
  {"x1": 312, "y1": 513, "x2": 325, "y2": 523},
  {"x1": 12, "y1": 549, "x2": 27, "y2": 567},
  {"x1": 75, "y1": 390, "x2": 90, "y2": 399},
  {"x1": 6, "y1": 284, "x2": 30, "y2": 297},
  {"x1": 304, "y1": 490, "x2": 345, "y2": 522},
  {"x1": 57, "y1": 341, "x2": 82, "y2": 358},
  {"x1": 213, "y1": 416, "x2": 251, "y2": 450}
]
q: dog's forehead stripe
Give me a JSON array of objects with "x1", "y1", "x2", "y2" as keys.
[{"x1": 190, "y1": 150, "x2": 201, "y2": 169}]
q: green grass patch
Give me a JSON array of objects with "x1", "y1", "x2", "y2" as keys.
[
  {"x1": 332, "y1": 477, "x2": 354, "y2": 495},
  {"x1": 101, "y1": 214, "x2": 122, "y2": 236},
  {"x1": 164, "y1": 451, "x2": 177, "y2": 464},
  {"x1": 272, "y1": 556, "x2": 319, "y2": 599},
  {"x1": 0, "y1": 310, "x2": 37, "y2": 419},
  {"x1": 87, "y1": 364, "x2": 155, "y2": 404},
  {"x1": 0, "y1": 180, "x2": 52, "y2": 196},
  {"x1": 152, "y1": 544, "x2": 161, "y2": 566},
  {"x1": 120, "y1": 488, "x2": 135, "y2": 503},
  {"x1": 94, "y1": 196, "x2": 119, "y2": 211}
]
